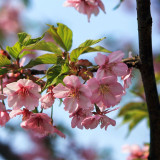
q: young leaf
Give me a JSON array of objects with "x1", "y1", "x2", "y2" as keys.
[
  {"x1": 0, "y1": 55, "x2": 11, "y2": 67},
  {"x1": 22, "y1": 40, "x2": 63, "y2": 56},
  {"x1": 23, "y1": 54, "x2": 62, "y2": 68},
  {"x1": 57, "y1": 23, "x2": 73, "y2": 51},
  {"x1": 78, "y1": 37, "x2": 106, "y2": 47},
  {"x1": 18, "y1": 32, "x2": 44, "y2": 46},
  {"x1": 47, "y1": 23, "x2": 73, "y2": 51},
  {"x1": 70, "y1": 45, "x2": 111, "y2": 62},
  {"x1": 6, "y1": 42, "x2": 22, "y2": 59}
]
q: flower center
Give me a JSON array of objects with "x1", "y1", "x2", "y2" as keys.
[
  {"x1": 18, "y1": 86, "x2": 30, "y2": 97},
  {"x1": 99, "y1": 84, "x2": 109, "y2": 95}
]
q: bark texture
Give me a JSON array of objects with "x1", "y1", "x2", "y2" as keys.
[{"x1": 136, "y1": 0, "x2": 160, "y2": 159}]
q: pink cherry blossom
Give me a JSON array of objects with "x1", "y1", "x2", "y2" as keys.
[
  {"x1": 87, "y1": 76, "x2": 124, "y2": 107},
  {"x1": 0, "y1": 111, "x2": 10, "y2": 126},
  {"x1": 95, "y1": 51, "x2": 128, "y2": 79},
  {"x1": 40, "y1": 92, "x2": 55, "y2": 109},
  {"x1": 4, "y1": 79, "x2": 41, "y2": 110},
  {"x1": 10, "y1": 108, "x2": 33, "y2": 121},
  {"x1": 0, "y1": 94, "x2": 10, "y2": 126},
  {"x1": 63, "y1": 0, "x2": 106, "y2": 22},
  {"x1": 69, "y1": 106, "x2": 93, "y2": 129},
  {"x1": 53, "y1": 75, "x2": 92, "y2": 113},
  {"x1": 122, "y1": 144, "x2": 149, "y2": 160},
  {"x1": 21, "y1": 113, "x2": 65, "y2": 138},
  {"x1": 121, "y1": 68, "x2": 133, "y2": 90},
  {"x1": 0, "y1": 5, "x2": 21, "y2": 35},
  {"x1": 82, "y1": 110, "x2": 116, "y2": 130}
]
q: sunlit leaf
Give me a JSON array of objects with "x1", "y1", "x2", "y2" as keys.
[
  {"x1": 24, "y1": 54, "x2": 62, "y2": 68},
  {"x1": 0, "y1": 55, "x2": 11, "y2": 67}
]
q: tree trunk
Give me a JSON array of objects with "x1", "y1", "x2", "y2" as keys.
[{"x1": 136, "y1": 0, "x2": 160, "y2": 159}]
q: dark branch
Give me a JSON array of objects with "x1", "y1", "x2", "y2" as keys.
[
  {"x1": 0, "y1": 142, "x2": 22, "y2": 160},
  {"x1": 136, "y1": 0, "x2": 160, "y2": 159}
]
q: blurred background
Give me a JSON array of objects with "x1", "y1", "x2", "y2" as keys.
[{"x1": 0, "y1": 0, "x2": 160, "y2": 159}]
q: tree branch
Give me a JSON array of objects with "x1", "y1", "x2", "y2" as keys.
[
  {"x1": 136, "y1": 0, "x2": 160, "y2": 159},
  {"x1": 0, "y1": 142, "x2": 22, "y2": 160}
]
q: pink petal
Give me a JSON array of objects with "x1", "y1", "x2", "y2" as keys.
[
  {"x1": 9, "y1": 109, "x2": 22, "y2": 118},
  {"x1": 108, "y1": 51, "x2": 124, "y2": 63},
  {"x1": 79, "y1": 85, "x2": 92, "y2": 97},
  {"x1": 112, "y1": 63, "x2": 128, "y2": 76},
  {"x1": 78, "y1": 94, "x2": 91, "y2": 108},
  {"x1": 87, "y1": 78, "x2": 99, "y2": 92},
  {"x1": 63, "y1": 75, "x2": 81, "y2": 88},
  {"x1": 101, "y1": 76, "x2": 117, "y2": 85},
  {"x1": 94, "y1": 53, "x2": 108, "y2": 66},
  {"x1": 102, "y1": 92, "x2": 117, "y2": 107},
  {"x1": 109, "y1": 83, "x2": 124, "y2": 95},
  {"x1": 53, "y1": 83, "x2": 70, "y2": 98},
  {"x1": 64, "y1": 97, "x2": 78, "y2": 113}
]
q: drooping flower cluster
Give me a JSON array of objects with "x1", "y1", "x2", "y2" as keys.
[
  {"x1": 63, "y1": 0, "x2": 106, "y2": 22},
  {"x1": 52, "y1": 51, "x2": 131, "y2": 130},
  {"x1": 122, "y1": 144, "x2": 149, "y2": 160},
  {"x1": 1, "y1": 79, "x2": 65, "y2": 138}
]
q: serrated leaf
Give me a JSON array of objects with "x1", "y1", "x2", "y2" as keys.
[
  {"x1": 22, "y1": 40, "x2": 63, "y2": 56},
  {"x1": 45, "y1": 63, "x2": 69, "y2": 89},
  {"x1": 79, "y1": 37, "x2": 106, "y2": 48},
  {"x1": 18, "y1": 32, "x2": 44, "y2": 46},
  {"x1": 70, "y1": 46, "x2": 111, "y2": 62},
  {"x1": 118, "y1": 102, "x2": 149, "y2": 135},
  {"x1": 24, "y1": 54, "x2": 62, "y2": 68},
  {"x1": 57, "y1": 23, "x2": 73, "y2": 51},
  {"x1": 6, "y1": 42, "x2": 22, "y2": 59},
  {"x1": 118, "y1": 102, "x2": 147, "y2": 117},
  {"x1": 0, "y1": 68, "x2": 8, "y2": 75},
  {"x1": 129, "y1": 111, "x2": 148, "y2": 131},
  {"x1": 47, "y1": 25, "x2": 67, "y2": 51},
  {"x1": 0, "y1": 55, "x2": 11, "y2": 67}
]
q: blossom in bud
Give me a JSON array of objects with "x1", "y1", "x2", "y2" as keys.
[
  {"x1": 87, "y1": 76, "x2": 124, "y2": 107},
  {"x1": 21, "y1": 113, "x2": 65, "y2": 138},
  {"x1": 63, "y1": 0, "x2": 106, "y2": 22},
  {"x1": 70, "y1": 106, "x2": 93, "y2": 129},
  {"x1": 82, "y1": 110, "x2": 116, "y2": 130},
  {"x1": 4, "y1": 79, "x2": 41, "y2": 110},
  {"x1": 95, "y1": 51, "x2": 128, "y2": 79},
  {"x1": 39, "y1": 92, "x2": 55, "y2": 109},
  {"x1": 78, "y1": 68, "x2": 93, "y2": 80},
  {"x1": 53, "y1": 75, "x2": 92, "y2": 113},
  {"x1": 75, "y1": 59, "x2": 92, "y2": 67}
]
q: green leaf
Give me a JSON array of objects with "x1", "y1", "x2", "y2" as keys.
[
  {"x1": 117, "y1": 102, "x2": 149, "y2": 135},
  {"x1": 0, "y1": 68, "x2": 8, "y2": 75},
  {"x1": 18, "y1": 32, "x2": 44, "y2": 46},
  {"x1": 6, "y1": 42, "x2": 22, "y2": 59},
  {"x1": 45, "y1": 63, "x2": 69, "y2": 89},
  {"x1": 70, "y1": 46, "x2": 111, "y2": 62},
  {"x1": 22, "y1": 40, "x2": 63, "y2": 56},
  {"x1": 0, "y1": 55, "x2": 11, "y2": 67},
  {"x1": 118, "y1": 102, "x2": 147, "y2": 117},
  {"x1": 47, "y1": 23, "x2": 72, "y2": 51},
  {"x1": 24, "y1": 54, "x2": 62, "y2": 68},
  {"x1": 57, "y1": 23, "x2": 73, "y2": 51},
  {"x1": 79, "y1": 37, "x2": 106, "y2": 48}
]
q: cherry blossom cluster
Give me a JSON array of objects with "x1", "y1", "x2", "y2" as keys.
[
  {"x1": 0, "y1": 50, "x2": 132, "y2": 138},
  {"x1": 122, "y1": 144, "x2": 149, "y2": 160}
]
